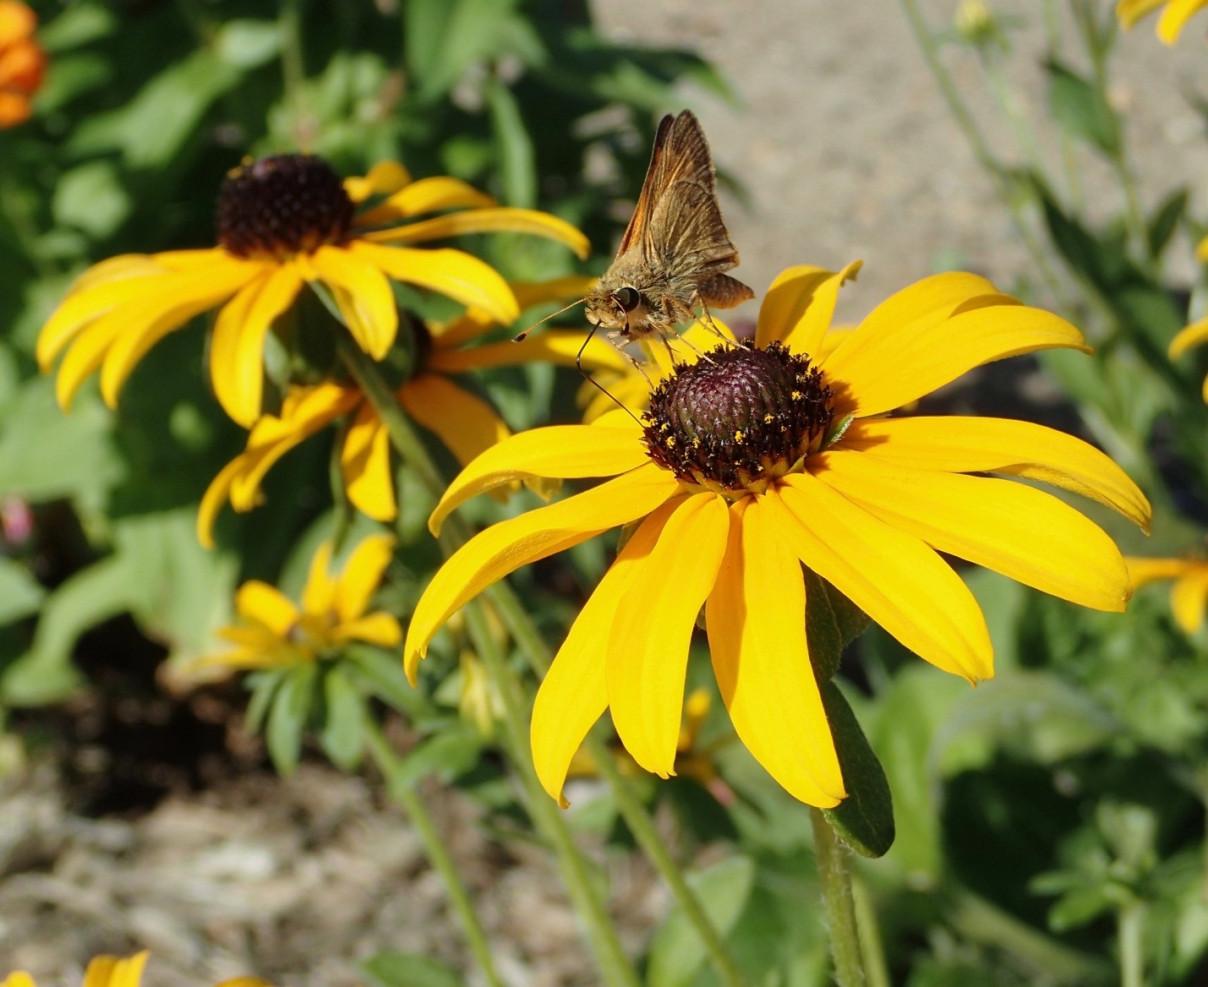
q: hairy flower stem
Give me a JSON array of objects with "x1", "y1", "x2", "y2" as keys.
[
  {"x1": 338, "y1": 335, "x2": 748, "y2": 987},
  {"x1": 810, "y1": 808, "x2": 868, "y2": 987},
  {"x1": 339, "y1": 338, "x2": 640, "y2": 987},
  {"x1": 362, "y1": 719, "x2": 506, "y2": 987}
]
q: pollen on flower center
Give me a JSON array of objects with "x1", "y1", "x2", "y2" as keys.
[
  {"x1": 643, "y1": 341, "x2": 833, "y2": 492},
  {"x1": 216, "y1": 154, "x2": 354, "y2": 259}
]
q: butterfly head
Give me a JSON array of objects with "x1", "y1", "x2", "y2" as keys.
[{"x1": 585, "y1": 283, "x2": 644, "y2": 334}]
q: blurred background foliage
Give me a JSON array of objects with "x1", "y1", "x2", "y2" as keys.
[{"x1": 5, "y1": 1, "x2": 1208, "y2": 985}]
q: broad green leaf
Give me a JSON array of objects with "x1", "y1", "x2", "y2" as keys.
[
  {"x1": 320, "y1": 666, "x2": 366, "y2": 770},
  {"x1": 1045, "y1": 59, "x2": 1118, "y2": 155},
  {"x1": 647, "y1": 855, "x2": 756, "y2": 987},
  {"x1": 805, "y1": 569, "x2": 869, "y2": 681},
  {"x1": 383, "y1": 726, "x2": 484, "y2": 796},
  {"x1": 245, "y1": 670, "x2": 287, "y2": 735},
  {"x1": 267, "y1": 664, "x2": 318, "y2": 776},
  {"x1": 345, "y1": 646, "x2": 436, "y2": 722},
  {"x1": 214, "y1": 20, "x2": 281, "y2": 69},
  {"x1": 1147, "y1": 188, "x2": 1188, "y2": 259},
  {"x1": 360, "y1": 951, "x2": 463, "y2": 987},
  {"x1": 0, "y1": 559, "x2": 44, "y2": 626},
  {"x1": 53, "y1": 161, "x2": 131, "y2": 240},
  {"x1": 487, "y1": 79, "x2": 536, "y2": 207},
  {"x1": 821, "y1": 682, "x2": 894, "y2": 858}
]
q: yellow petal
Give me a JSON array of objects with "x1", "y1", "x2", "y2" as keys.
[
  {"x1": 607, "y1": 493, "x2": 729, "y2": 777},
  {"x1": 1117, "y1": 0, "x2": 1168, "y2": 28},
  {"x1": 400, "y1": 373, "x2": 510, "y2": 475},
  {"x1": 353, "y1": 242, "x2": 519, "y2": 326},
  {"x1": 1171, "y1": 571, "x2": 1208, "y2": 631},
  {"x1": 428, "y1": 329, "x2": 629, "y2": 374},
  {"x1": 356, "y1": 176, "x2": 496, "y2": 226},
  {"x1": 817, "y1": 450, "x2": 1130, "y2": 612},
  {"x1": 367, "y1": 208, "x2": 590, "y2": 260},
  {"x1": 1169, "y1": 316, "x2": 1208, "y2": 359},
  {"x1": 215, "y1": 979, "x2": 276, "y2": 987},
  {"x1": 404, "y1": 464, "x2": 680, "y2": 681},
  {"x1": 309, "y1": 244, "x2": 398, "y2": 359},
  {"x1": 334, "y1": 533, "x2": 395, "y2": 622},
  {"x1": 426, "y1": 424, "x2": 649, "y2": 536},
  {"x1": 706, "y1": 496, "x2": 844, "y2": 805},
  {"x1": 1157, "y1": 0, "x2": 1208, "y2": 41},
  {"x1": 756, "y1": 261, "x2": 861, "y2": 355},
  {"x1": 771, "y1": 473, "x2": 993, "y2": 682},
  {"x1": 83, "y1": 952, "x2": 149, "y2": 987},
  {"x1": 825, "y1": 297, "x2": 1089, "y2": 418},
  {"x1": 54, "y1": 307, "x2": 133, "y2": 409},
  {"x1": 1127, "y1": 556, "x2": 1198, "y2": 589},
  {"x1": 207, "y1": 265, "x2": 304, "y2": 427},
  {"x1": 344, "y1": 161, "x2": 413, "y2": 203},
  {"x1": 1197, "y1": 233, "x2": 1208, "y2": 262},
  {"x1": 844, "y1": 416, "x2": 1151, "y2": 531},
  {"x1": 302, "y1": 540, "x2": 336, "y2": 617},
  {"x1": 341, "y1": 407, "x2": 396, "y2": 521},
  {"x1": 236, "y1": 581, "x2": 298, "y2": 635},
  {"x1": 335, "y1": 611, "x2": 403, "y2": 646},
  {"x1": 511, "y1": 275, "x2": 599, "y2": 310},
  {"x1": 1, "y1": 974, "x2": 36, "y2": 987},
  {"x1": 531, "y1": 497, "x2": 682, "y2": 805},
  {"x1": 198, "y1": 457, "x2": 245, "y2": 549}
]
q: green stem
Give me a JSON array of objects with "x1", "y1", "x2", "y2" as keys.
[
  {"x1": 1119, "y1": 903, "x2": 1145, "y2": 987},
  {"x1": 810, "y1": 809, "x2": 867, "y2": 987},
  {"x1": 898, "y1": 0, "x2": 1074, "y2": 311},
  {"x1": 851, "y1": 875, "x2": 889, "y2": 987},
  {"x1": 279, "y1": 0, "x2": 309, "y2": 145},
  {"x1": 339, "y1": 336, "x2": 746, "y2": 987},
  {"x1": 362, "y1": 719, "x2": 506, "y2": 987},
  {"x1": 462, "y1": 602, "x2": 641, "y2": 987}
]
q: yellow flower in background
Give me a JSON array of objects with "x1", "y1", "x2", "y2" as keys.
[
  {"x1": 1127, "y1": 556, "x2": 1208, "y2": 632},
  {"x1": 37, "y1": 155, "x2": 589, "y2": 427},
  {"x1": 0, "y1": 1, "x2": 45, "y2": 128},
  {"x1": 405, "y1": 262, "x2": 1150, "y2": 808},
  {"x1": 1, "y1": 951, "x2": 270, "y2": 987},
  {"x1": 189, "y1": 533, "x2": 400, "y2": 678},
  {"x1": 197, "y1": 277, "x2": 627, "y2": 547},
  {"x1": 1169, "y1": 235, "x2": 1208, "y2": 399},
  {"x1": 1117, "y1": 0, "x2": 1208, "y2": 43}
]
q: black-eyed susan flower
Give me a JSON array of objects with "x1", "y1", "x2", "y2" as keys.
[
  {"x1": 37, "y1": 155, "x2": 589, "y2": 427},
  {"x1": 1117, "y1": 0, "x2": 1208, "y2": 43},
  {"x1": 197, "y1": 277, "x2": 627, "y2": 546},
  {"x1": 1127, "y1": 556, "x2": 1208, "y2": 632},
  {"x1": 0, "y1": 1, "x2": 44, "y2": 128},
  {"x1": 404, "y1": 262, "x2": 1151, "y2": 808},
  {"x1": 188, "y1": 533, "x2": 399, "y2": 677},
  {"x1": 2, "y1": 952, "x2": 270, "y2": 987}
]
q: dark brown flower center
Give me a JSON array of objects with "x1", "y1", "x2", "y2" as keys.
[
  {"x1": 216, "y1": 154, "x2": 354, "y2": 259},
  {"x1": 643, "y1": 341, "x2": 833, "y2": 492}
]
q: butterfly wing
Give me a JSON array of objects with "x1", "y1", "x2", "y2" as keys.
[{"x1": 615, "y1": 113, "x2": 676, "y2": 259}]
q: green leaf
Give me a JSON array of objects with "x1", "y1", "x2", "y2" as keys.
[
  {"x1": 52, "y1": 162, "x2": 130, "y2": 240},
  {"x1": 213, "y1": 20, "x2": 281, "y2": 69},
  {"x1": 647, "y1": 855, "x2": 756, "y2": 987},
  {"x1": 0, "y1": 559, "x2": 44, "y2": 626},
  {"x1": 1147, "y1": 188, "x2": 1188, "y2": 259},
  {"x1": 820, "y1": 683, "x2": 894, "y2": 858},
  {"x1": 345, "y1": 646, "x2": 436, "y2": 721},
  {"x1": 487, "y1": 79, "x2": 536, "y2": 208},
  {"x1": 1045, "y1": 59, "x2": 1118, "y2": 155},
  {"x1": 384, "y1": 727, "x2": 484, "y2": 796},
  {"x1": 805, "y1": 569, "x2": 869, "y2": 681},
  {"x1": 360, "y1": 951, "x2": 463, "y2": 987},
  {"x1": 320, "y1": 666, "x2": 366, "y2": 771},
  {"x1": 266, "y1": 664, "x2": 318, "y2": 776},
  {"x1": 245, "y1": 670, "x2": 287, "y2": 735}
]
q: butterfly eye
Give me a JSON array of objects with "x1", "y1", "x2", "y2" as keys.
[{"x1": 615, "y1": 286, "x2": 641, "y2": 312}]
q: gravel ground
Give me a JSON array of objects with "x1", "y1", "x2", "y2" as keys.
[{"x1": 6, "y1": 3, "x2": 1208, "y2": 984}]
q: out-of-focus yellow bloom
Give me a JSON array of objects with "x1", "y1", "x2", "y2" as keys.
[
  {"x1": 406, "y1": 261, "x2": 1149, "y2": 808},
  {"x1": 0, "y1": 1, "x2": 44, "y2": 128},
  {"x1": 190, "y1": 533, "x2": 400, "y2": 678},
  {"x1": 1127, "y1": 556, "x2": 1208, "y2": 632},
  {"x1": 37, "y1": 155, "x2": 589, "y2": 427},
  {"x1": 1, "y1": 951, "x2": 271, "y2": 987},
  {"x1": 197, "y1": 277, "x2": 626, "y2": 547},
  {"x1": 954, "y1": 0, "x2": 997, "y2": 45},
  {"x1": 1168, "y1": 236, "x2": 1208, "y2": 400},
  {"x1": 1117, "y1": 0, "x2": 1208, "y2": 44}
]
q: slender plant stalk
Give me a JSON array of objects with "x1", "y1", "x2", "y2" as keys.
[
  {"x1": 851, "y1": 875, "x2": 889, "y2": 987},
  {"x1": 1118, "y1": 903, "x2": 1145, "y2": 987},
  {"x1": 460, "y1": 601, "x2": 642, "y2": 987},
  {"x1": 362, "y1": 719, "x2": 507, "y2": 987},
  {"x1": 897, "y1": 0, "x2": 1074, "y2": 311},
  {"x1": 810, "y1": 808, "x2": 867, "y2": 987},
  {"x1": 338, "y1": 336, "x2": 748, "y2": 987},
  {"x1": 340, "y1": 339, "x2": 640, "y2": 987}
]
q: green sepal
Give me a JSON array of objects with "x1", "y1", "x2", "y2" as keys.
[
  {"x1": 822, "y1": 412, "x2": 855, "y2": 450},
  {"x1": 805, "y1": 569, "x2": 870, "y2": 681},
  {"x1": 821, "y1": 682, "x2": 895, "y2": 858}
]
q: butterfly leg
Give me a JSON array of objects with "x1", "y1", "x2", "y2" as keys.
[
  {"x1": 695, "y1": 294, "x2": 736, "y2": 348},
  {"x1": 576, "y1": 325, "x2": 646, "y2": 426}
]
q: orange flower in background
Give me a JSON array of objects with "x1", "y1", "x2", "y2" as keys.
[
  {"x1": 1, "y1": 951, "x2": 272, "y2": 987},
  {"x1": 1127, "y1": 556, "x2": 1208, "y2": 632},
  {"x1": 0, "y1": 1, "x2": 45, "y2": 127}
]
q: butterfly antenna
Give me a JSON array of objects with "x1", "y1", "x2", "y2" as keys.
[
  {"x1": 512, "y1": 297, "x2": 586, "y2": 342},
  {"x1": 576, "y1": 324, "x2": 645, "y2": 428}
]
